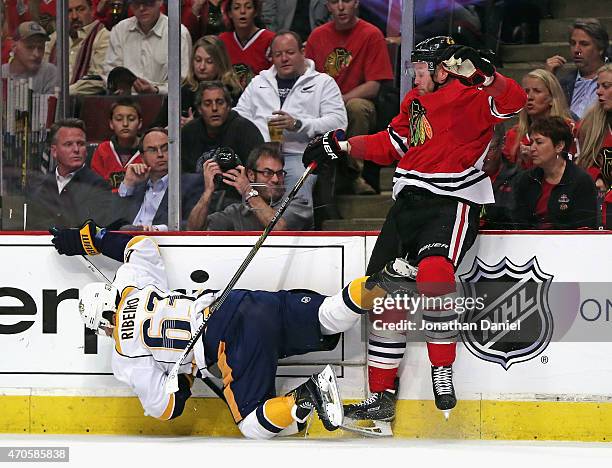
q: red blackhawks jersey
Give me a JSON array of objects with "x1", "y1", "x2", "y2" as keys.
[
  {"x1": 90, "y1": 140, "x2": 142, "y2": 192},
  {"x1": 219, "y1": 29, "x2": 274, "y2": 88},
  {"x1": 349, "y1": 78, "x2": 526, "y2": 204}
]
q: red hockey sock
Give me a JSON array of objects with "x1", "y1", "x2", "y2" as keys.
[
  {"x1": 427, "y1": 342, "x2": 456, "y2": 367},
  {"x1": 368, "y1": 366, "x2": 398, "y2": 393}
]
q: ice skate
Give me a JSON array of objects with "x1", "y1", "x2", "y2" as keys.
[
  {"x1": 431, "y1": 365, "x2": 456, "y2": 420},
  {"x1": 342, "y1": 390, "x2": 396, "y2": 437},
  {"x1": 288, "y1": 365, "x2": 343, "y2": 431}
]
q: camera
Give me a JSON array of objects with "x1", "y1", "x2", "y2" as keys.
[{"x1": 197, "y1": 147, "x2": 242, "y2": 190}]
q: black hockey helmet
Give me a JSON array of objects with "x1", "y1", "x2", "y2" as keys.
[{"x1": 411, "y1": 36, "x2": 456, "y2": 72}]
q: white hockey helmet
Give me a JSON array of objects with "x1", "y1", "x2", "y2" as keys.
[{"x1": 79, "y1": 282, "x2": 120, "y2": 336}]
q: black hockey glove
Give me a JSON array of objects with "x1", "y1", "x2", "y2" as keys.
[
  {"x1": 302, "y1": 130, "x2": 347, "y2": 175},
  {"x1": 365, "y1": 258, "x2": 418, "y2": 295},
  {"x1": 441, "y1": 46, "x2": 496, "y2": 87},
  {"x1": 50, "y1": 219, "x2": 105, "y2": 256}
]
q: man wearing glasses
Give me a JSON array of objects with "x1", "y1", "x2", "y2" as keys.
[
  {"x1": 116, "y1": 127, "x2": 203, "y2": 231},
  {"x1": 188, "y1": 143, "x2": 313, "y2": 230}
]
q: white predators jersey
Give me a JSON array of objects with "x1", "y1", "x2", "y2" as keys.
[{"x1": 110, "y1": 236, "x2": 200, "y2": 420}]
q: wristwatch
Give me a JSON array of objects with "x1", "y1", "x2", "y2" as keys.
[
  {"x1": 245, "y1": 188, "x2": 259, "y2": 203},
  {"x1": 291, "y1": 119, "x2": 302, "y2": 131}
]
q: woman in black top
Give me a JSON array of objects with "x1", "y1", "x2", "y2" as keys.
[{"x1": 513, "y1": 116, "x2": 597, "y2": 229}]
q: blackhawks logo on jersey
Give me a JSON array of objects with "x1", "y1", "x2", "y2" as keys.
[
  {"x1": 233, "y1": 63, "x2": 255, "y2": 89},
  {"x1": 409, "y1": 99, "x2": 433, "y2": 147},
  {"x1": 324, "y1": 48, "x2": 352, "y2": 78}
]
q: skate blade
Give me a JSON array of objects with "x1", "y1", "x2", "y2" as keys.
[
  {"x1": 443, "y1": 409, "x2": 451, "y2": 421},
  {"x1": 341, "y1": 418, "x2": 393, "y2": 437},
  {"x1": 317, "y1": 365, "x2": 343, "y2": 428}
]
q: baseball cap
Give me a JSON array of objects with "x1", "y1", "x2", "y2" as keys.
[{"x1": 14, "y1": 21, "x2": 49, "y2": 41}]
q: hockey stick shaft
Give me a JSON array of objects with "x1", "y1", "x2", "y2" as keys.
[{"x1": 165, "y1": 161, "x2": 318, "y2": 393}]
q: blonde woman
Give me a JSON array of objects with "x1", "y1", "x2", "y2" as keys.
[
  {"x1": 502, "y1": 68, "x2": 575, "y2": 169},
  {"x1": 155, "y1": 35, "x2": 243, "y2": 128},
  {"x1": 575, "y1": 63, "x2": 612, "y2": 190}
]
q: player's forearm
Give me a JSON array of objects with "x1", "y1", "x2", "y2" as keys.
[
  {"x1": 347, "y1": 132, "x2": 400, "y2": 166},
  {"x1": 187, "y1": 192, "x2": 213, "y2": 230}
]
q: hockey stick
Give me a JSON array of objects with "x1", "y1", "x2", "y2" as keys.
[{"x1": 165, "y1": 161, "x2": 318, "y2": 393}]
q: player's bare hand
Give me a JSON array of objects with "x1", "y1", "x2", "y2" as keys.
[
  {"x1": 545, "y1": 55, "x2": 566, "y2": 73},
  {"x1": 223, "y1": 165, "x2": 250, "y2": 195},
  {"x1": 202, "y1": 159, "x2": 222, "y2": 195},
  {"x1": 133, "y1": 77, "x2": 158, "y2": 94},
  {"x1": 124, "y1": 163, "x2": 151, "y2": 186},
  {"x1": 270, "y1": 110, "x2": 296, "y2": 130}
]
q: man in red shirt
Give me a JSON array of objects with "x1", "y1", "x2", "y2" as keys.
[
  {"x1": 305, "y1": 0, "x2": 393, "y2": 194},
  {"x1": 303, "y1": 37, "x2": 527, "y2": 425}
]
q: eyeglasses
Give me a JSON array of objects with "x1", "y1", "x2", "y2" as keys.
[
  {"x1": 253, "y1": 169, "x2": 287, "y2": 178},
  {"x1": 143, "y1": 143, "x2": 168, "y2": 156}
]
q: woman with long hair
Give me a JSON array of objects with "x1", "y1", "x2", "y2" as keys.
[
  {"x1": 503, "y1": 68, "x2": 574, "y2": 169},
  {"x1": 218, "y1": 0, "x2": 274, "y2": 88},
  {"x1": 155, "y1": 35, "x2": 243, "y2": 128},
  {"x1": 512, "y1": 116, "x2": 597, "y2": 229},
  {"x1": 575, "y1": 63, "x2": 612, "y2": 191}
]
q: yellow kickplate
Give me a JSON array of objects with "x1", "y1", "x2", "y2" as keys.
[
  {"x1": 481, "y1": 400, "x2": 612, "y2": 442},
  {"x1": 4, "y1": 396, "x2": 612, "y2": 441},
  {"x1": 0, "y1": 396, "x2": 30, "y2": 433}
]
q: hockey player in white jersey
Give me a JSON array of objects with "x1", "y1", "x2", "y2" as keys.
[{"x1": 50, "y1": 220, "x2": 413, "y2": 439}]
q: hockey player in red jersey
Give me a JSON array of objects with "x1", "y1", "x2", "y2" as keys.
[{"x1": 303, "y1": 36, "x2": 527, "y2": 429}]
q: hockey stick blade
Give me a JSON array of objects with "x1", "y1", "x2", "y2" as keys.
[{"x1": 164, "y1": 161, "x2": 318, "y2": 394}]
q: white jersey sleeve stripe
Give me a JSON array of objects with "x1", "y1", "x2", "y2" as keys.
[{"x1": 489, "y1": 96, "x2": 521, "y2": 119}]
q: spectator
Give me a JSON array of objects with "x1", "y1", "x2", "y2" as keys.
[
  {"x1": 188, "y1": 143, "x2": 313, "y2": 230},
  {"x1": 261, "y1": 0, "x2": 329, "y2": 39},
  {"x1": 1, "y1": 1, "x2": 12, "y2": 64},
  {"x1": 305, "y1": 0, "x2": 394, "y2": 195},
  {"x1": 155, "y1": 35, "x2": 243, "y2": 128},
  {"x1": 512, "y1": 116, "x2": 597, "y2": 230},
  {"x1": 576, "y1": 63, "x2": 612, "y2": 191},
  {"x1": 481, "y1": 126, "x2": 521, "y2": 229},
  {"x1": 95, "y1": 0, "x2": 130, "y2": 30},
  {"x1": 90, "y1": 97, "x2": 144, "y2": 191},
  {"x1": 1, "y1": 21, "x2": 58, "y2": 94},
  {"x1": 234, "y1": 30, "x2": 347, "y2": 207},
  {"x1": 503, "y1": 69, "x2": 574, "y2": 170},
  {"x1": 182, "y1": 0, "x2": 227, "y2": 40},
  {"x1": 545, "y1": 18, "x2": 609, "y2": 120},
  {"x1": 181, "y1": 81, "x2": 263, "y2": 173},
  {"x1": 104, "y1": 0, "x2": 192, "y2": 94},
  {"x1": 45, "y1": 0, "x2": 110, "y2": 95},
  {"x1": 116, "y1": 127, "x2": 203, "y2": 231},
  {"x1": 218, "y1": 0, "x2": 274, "y2": 88},
  {"x1": 26, "y1": 118, "x2": 116, "y2": 229}
]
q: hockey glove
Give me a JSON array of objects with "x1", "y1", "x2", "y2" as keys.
[
  {"x1": 441, "y1": 46, "x2": 495, "y2": 87},
  {"x1": 365, "y1": 258, "x2": 418, "y2": 295},
  {"x1": 302, "y1": 130, "x2": 347, "y2": 175},
  {"x1": 50, "y1": 219, "x2": 105, "y2": 256}
]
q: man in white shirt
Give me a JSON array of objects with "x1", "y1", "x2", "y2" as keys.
[
  {"x1": 45, "y1": 0, "x2": 110, "y2": 95},
  {"x1": 234, "y1": 30, "x2": 347, "y2": 207},
  {"x1": 103, "y1": 0, "x2": 192, "y2": 94}
]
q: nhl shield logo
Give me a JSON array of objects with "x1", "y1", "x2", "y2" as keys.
[{"x1": 459, "y1": 257, "x2": 554, "y2": 370}]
